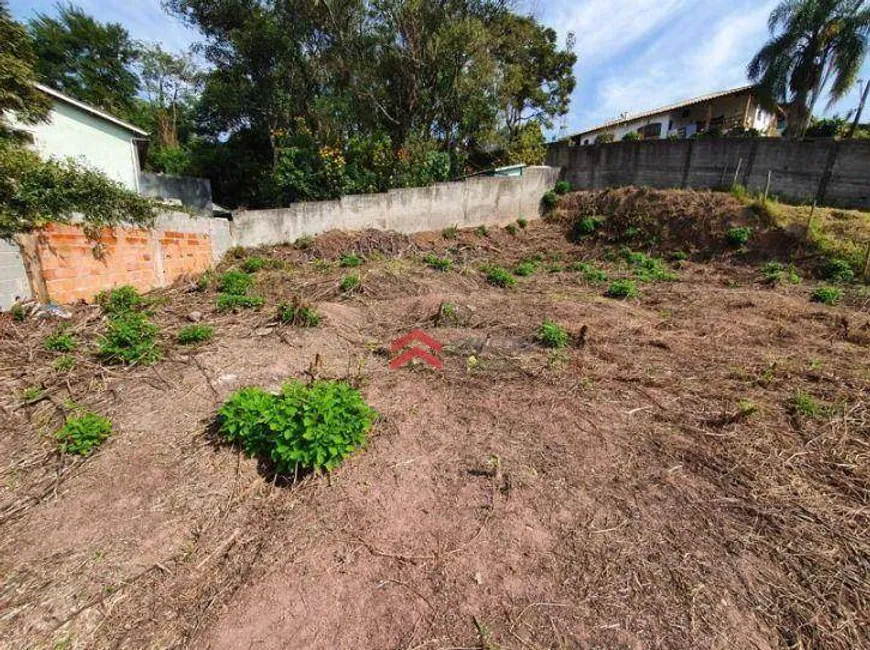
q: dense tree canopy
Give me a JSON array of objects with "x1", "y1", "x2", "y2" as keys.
[{"x1": 0, "y1": 0, "x2": 51, "y2": 134}]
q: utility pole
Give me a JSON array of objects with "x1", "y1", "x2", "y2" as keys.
[{"x1": 847, "y1": 79, "x2": 869, "y2": 139}]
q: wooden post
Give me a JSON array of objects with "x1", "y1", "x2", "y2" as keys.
[
  {"x1": 732, "y1": 158, "x2": 743, "y2": 187},
  {"x1": 719, "y1": 165, "x2": 728, "y2": 188},
  {"x1": 763, "y1": 170, "x2": 772, "y2": 203},
  {"x1": 807, "y1": 201, "x2": 817, "y2": 236}
]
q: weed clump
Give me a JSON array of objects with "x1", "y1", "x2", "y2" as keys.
[
  {"x1": 340, "y1": 274, "x2": 361, "y2": 293},
  {"x1": 98, "y1": 311, "x2": 161, "y2": 365},
  {"x1": 516, "y1": 217, "x2": 528, "y2": 229},
  {"x1": 442, "y1": 225, "x2": 458, "y2": 239},
  {"x1": 475, "y1": 225, "x2": 489, "y2": 237},
  {"x1": 822, "y1": 258, "x2": 854, "y2": 283},
  {"x1": 277, "y1": 298, "x2": 320, "y2": 327},
  {"x1": 810, "y1": 285, "x2": 842, "y2": 305},
  {"x1": 513, "y1": 260, "x2": 537, "y2": 277},
  {"x1": 55, "y1": 412, "x2": 112, "y2": 456},
  {"x1": 484, "y1": 265, "x2": 516, "y2": 287},
  {"x1": 762, "y1": 261, "x2": 801, "y2": 285},
  {"x1": 537, "y1": 320, "x2": 569, "y2": 348},
  {"x1": 177, "y1": 324, "x2": 215, "y2": 345},
  {"x1": 554, "y1": 180, "x2": 571, "y2": 195},
  {"x1": 43, "y1": 330, "x2": 76, "y2": 352},
  {"x1": 339, "y1": 253, "x2": 363, "y2": 267},
  {"x1": 11, "y1": 303, "x2": 27, "y2": 321},
  {"x1": 606, "y1": 279, "x2": 639, "y2": 299},
  {"x1": 424, "y1": 254, "x2": 452, "y2": 272},
  {"x1": 568, "y1": 261, "x2": 607, "y2": 282},
  {"x1": 294, "y1": 235, "x2": 314, "y2": 250},
  {"x1": 570, "y1": 215, "x2": 603, "y2": 241},
  {"x1": 217, "y1": 380, "x2": 376, "y2": 473},
  {"x1": 242, "y1": 256, "x2": 268, "y2": 273},
  {"x1": 54, "y1": 355, "x2": 75, "y2": 372},
  {"x1": 505, "y1": 223, "x2": 518, "y2": 236},
  {"x1": 725, "y1": 226, "x2": 753, "y2": 247},
  {"x1": 216, "y1": 294, "x2": 264, "y2": 312},
  {"x1": 790, "y1": 390, "x2": 824, "y2": 418},
  {"x1": 621, "y1": 249, "x2": 676, "y2": 282},
  {"x1": 541, "y1": 190, "x2": 558, "y2": 211},
  {"x1": 219, "y1": 271, "x2": 254, "y2": 296},
  {"x1": 97, "y1": 285, "x2": 144, "y2": 315}
]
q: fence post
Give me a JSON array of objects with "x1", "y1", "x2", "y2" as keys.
[
  {"x1": 732, "y1": 158, "x2": 743, "y2": 188},
  {"x1": 763, "y1": 171, "x2": 772, "y2": 203}
]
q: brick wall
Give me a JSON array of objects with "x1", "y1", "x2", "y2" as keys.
[{"x1": 28, "y1": 222, "x2": 215, "y2": 304}]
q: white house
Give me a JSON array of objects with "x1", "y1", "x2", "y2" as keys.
[
  {"x1": 563, "y1": 86, "x2": 782, "y2": 146},
  {"x1": 8, "y1": 83, "x2": 147, "y2": 191}
]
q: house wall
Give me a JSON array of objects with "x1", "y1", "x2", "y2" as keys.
[
  {"x1": 546, "y1": 138, "x2": 870, "y2": 209},
  {"x1": 7, "y1": 99, "x2": 141, "y2": 191}
]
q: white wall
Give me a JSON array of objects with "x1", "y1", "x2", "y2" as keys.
[
  {"x1": 0, "y1": 239, "x2": 32, "y2": 310},
  {"x1": 8, "y1": 100, "x2": 141, "y2": 191}
]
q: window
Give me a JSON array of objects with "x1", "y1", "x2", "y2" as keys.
[{"x1": 668, "y1": 119, "x2": 674, "y2": 132}]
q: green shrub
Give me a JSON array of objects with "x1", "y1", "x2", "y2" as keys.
[
  {"x1": 54, "y1": 355, "x2": 75, "y2": 372},
  {"x1": 21, "y1": 386, "x2": 43, "y2": 402},
  {"x1": 11, "y1": 303, "x2": 26, "y2": 322},
  {"x1": 571, "y1": 215, "x2": 603, "y2": 240},
  {"x1": 822, "y1": 258, "x2": 854, "y2": 283},
  {"x1": 541, "y1": 190, "x2": 558, "y2": 211},
  {"x1": 730, "y1": 184, "x2": 750, "y2": 202},
  {"x1": 516, "y1": 217, "x2": 528, "y2": 229},
  {"x1": 340, "y1": 274, "x2": 361, "y2": 293},
  {"x1": 294, "y1": 234, "x2": 314, "y2": 249},
  {"x1": 621, "y1": 250, "x2": 676, "y2": 282},
  {"x1": 810, "y1": 286, "x2": 842, "y2": 305},
  {"x1": 196, "y1": 270, "x2": 215, "y2": 292},
  {"x1": 475, "y1": 225, "x2": 489, "y2": 237},
  {"x1": 622, "y1": 131, "x2": 640, "y2": 141},
  {"x1": 505, "y1": 223, "x2": 518, "y2": 236},
  {"x1": 241, "y1": 256, "x2": 267, "y2": 273},
  {"x1": 218, "y1": 271, "x2": 254, "y2": 296},
  {"x1": 96, "y1": 285, "x2": 144, "y2": 315},
  {"x1": 554, "y1": 180, "x2": 571, "y2": 195},
  {"x1": 424, "y1": 253, "x2": 452, "y2": 272},
  {"x1": 606, "y1": 279, "x2": 639, "y2": 299},
  {"x1": 215, "y1": 293, "x2": 264, "y2": 312},
  {"x1": 442, "y1": 225, "x2": 458, "y2": 239},
  {"x1": 339, "y1": 253, "x2": 363, "y2": 267},
  {"x1": 217, "y1": 380, "x2": 376, "y2": 473},
  {"x1": 177, "y1": 324, "x2": 215, "y2": 345},
  {"x1": 537, "y1": 320, "x2": 569, "y2": 348},
  {"x1": 670, "y1": 250, "x2": 689, "y2": 261},
  {"x1": 569, "y1": 261, "x2": 607, "y2": 282},
  {"x1": 55, "y1": 412, "x2": 112, "y2": 456},
  {"x1": 762, "y1": 261, "x2": 801, "y2": 285},
  {"x1": 485, "y1": 266, "x2": 516, "y2": 287},
  {"x1": 513, "y1": 261, "x2": 537, "y2": 277},
  {"x1": 98, "y1": 312, "x2": 161, "y2": 365},
  {"x1": 43, "y1": 331, "x2": 76, "y2": 352},
  {"x1": 725, "y1": 226, "x2": 753, "y2": 247},
  {"x1": 277, "y1": 299, "x2": 320, "y2": 327}
]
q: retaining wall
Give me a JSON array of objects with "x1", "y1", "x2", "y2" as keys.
[
  {"x1": 233, "y1": 166, "x2": 559, "y2": 248},
  {"x1": 0, "y1": 239, "x2": 32, "y2": 311},
  {"x1": 139, "y1": 172, "x2": 214, "y2": 214},
  {"x1": 546, "y1": 139, "x2": 870, "y2": 209}
]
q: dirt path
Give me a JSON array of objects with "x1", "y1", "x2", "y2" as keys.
[{"x1": 1, "y1": 214, "x2": 868, "y2": 649}]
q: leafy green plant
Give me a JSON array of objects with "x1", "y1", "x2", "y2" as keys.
[
  {"x1": 339, "y1": 253, "x2": 363, "y2": 267},
  {"x1": 505, "y1": 223, "x2": 518, "y2": 236},
  {"x1": 340, "y1": 274, "x2": 361, "y2": 293},
  {"x1": 725, "y1": 226, "x2": 753, "y2": 247},
  {"x1": 737, "y1": 399, "x2": 758, "y2": 418},
  {"x1": 605, "y1": 279, "x2": 639, "y2": 299},
  {"x1": 218, "y1": 271, "x2": 254, "y2": 296},
  {"x1": 96, "y1": 285, "x2": 144, "y2": 315},
  {"x1": 810, "y1": 285, "x2": 842, "y2": 305},
  {"x1": 21, "y1": 386, "x2": 43, "y2": 402},
  {"x1": 762, "y1": 261, "x2": 801, "y2": 285},
  {"x1": 569, "y1": 261, "x2": 608, "y2": 282},
  {"x1": 294, "y1": 234, "x2": 314, "y2": 250},
  {"x1": 215, "y1": 293, "x2": 264, "y2": 312},
  {"x1": 196, "y1": 270, "x2": 215, "y2": 292},
  {"x1": 554, "y1": 180, "x2": 571, "y2": 195},
  {"x1": 424, "y1": 253, "x2": 452, "y2": 272},
  {"x1": 475, "y1": 225, "x2": 489, "y2": 237},
  {"x1": 513, "y1": 260, "x2": 537, "y2": 277},
  {"x1": 516, "y1": 217, "x2": 528, "y2": 229},
  {"x1": 10, "y1": 303, "x2": 26, "y2": 322},
  {"x1": 541, "y1": 190, "x2": 558, "y2": 211},
  {"x1": 43, "y1": 330, "x2": 76, "y2": 352},
  {"x1": 242, "y1": 256, "x2": 268, "y2": 273},
  {"x1": 670, "y1": 250, "x2": 689, "y2": 261},
  {"x1": 217, "y1": 380, "x2": 377, "y2": 473},
  {"x1": 621, "y1": 250, "x2": 677, "y2": 282},
  {"x1": 177, "y1": 324, "x2": 215, "y2": 345},
  {"x1": 484, "y1": 265, "x2": 516, "y2": 287},
  {"x1": 790, "y1": 390, "x2": 823, "y2": 418},
  {"x1": 98, "y1": 312, "x2": 161, "y2": 365},
  {"x1": 55, "y1": 412, "x2": 112, "y2": 456},
  {"x1": 571, "y1": 215, "x2": 603, "y2": 240},
  {"x1": 822, "y1": 258, "x2": 854, "y2": 283},
  {"x1": 442, "y1": 225, "x2": 458, "y2": 239},
  {"x1": 277, "y1": 298, "x2": 320, "y2": 327},
  {"x1": 537, "y1": 320, "x2": 569, "y2": 348},
  {"x1": 54, "y1": 355, "x2": 75, "y2": 372}
]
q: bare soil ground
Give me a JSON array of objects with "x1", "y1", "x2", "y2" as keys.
[{"x1": 1, "y1": 189, "x2": 868, "y2": 650}]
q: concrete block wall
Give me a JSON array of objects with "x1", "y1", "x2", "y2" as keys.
[
  {"x1": 232, "y1": 166, "x2": 560, "y2": 248},
  {"x1": 547, "y1": 139, "x2": 870, "y2": 209},
  {"x1": 0, "y1": 239, "x2": 32, "y2": 310}
]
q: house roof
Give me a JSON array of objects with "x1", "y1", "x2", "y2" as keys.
[
  {"x1": 562, "y1": 85, "x2": 756, "y2": 142},
  {"x1": 35, "y1": 83, "x2": 149, "y2": 137}
]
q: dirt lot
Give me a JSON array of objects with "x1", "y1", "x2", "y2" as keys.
[{"x1": 1, "y1": 189, "x2": 868, "y2": 650}]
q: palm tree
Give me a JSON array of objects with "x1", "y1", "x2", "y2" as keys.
[{"x1": 748, "y1": 0, "x2": 870, "y2": 137}]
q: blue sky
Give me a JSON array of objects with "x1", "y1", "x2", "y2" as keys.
[{"x1": 11, "y1": 0, "x2": 870, "y2": 136}]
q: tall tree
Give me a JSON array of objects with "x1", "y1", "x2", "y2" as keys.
[
  {"x1": 0, "y1": 0, "x2": 51, "y2": 135},
  {"x1": 28, "y1": 3, "x2": 140, "y2": 116},
  {"x1": 137, "y1": 44, "x2": 200, "y2": 148},
  {"x1": 748, "y1": 0, "x2": 870, "y2": 137}
]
